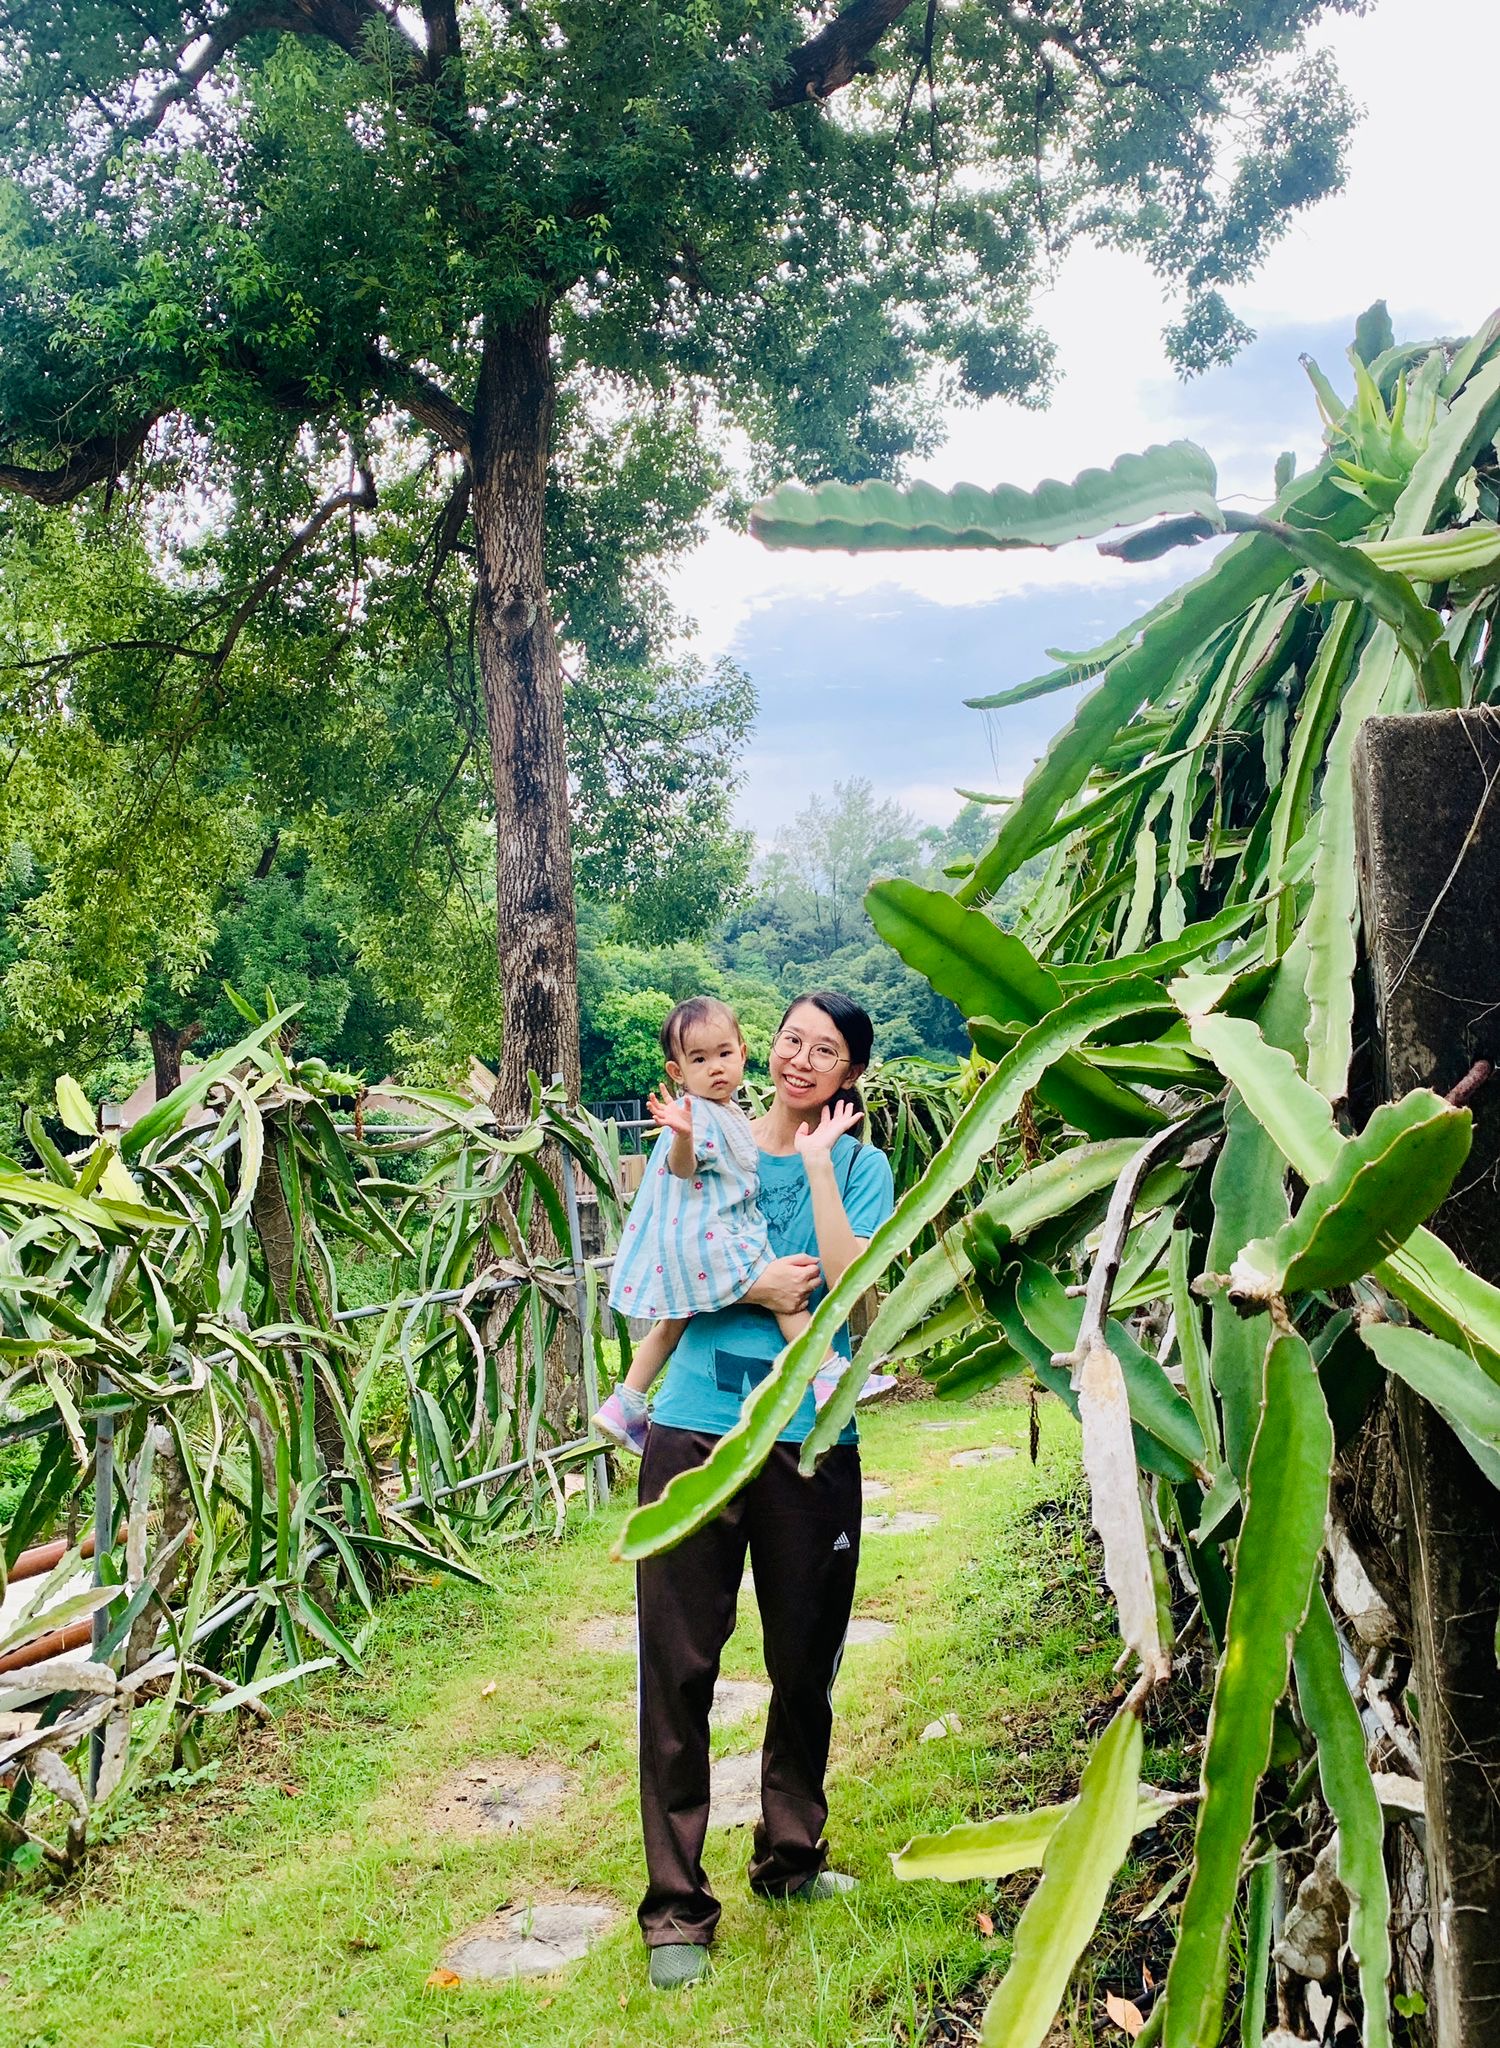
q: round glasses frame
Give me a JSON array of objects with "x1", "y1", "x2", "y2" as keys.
[{"x1": 771, "y1": 1027, "x2": 848, "y2": 1074}]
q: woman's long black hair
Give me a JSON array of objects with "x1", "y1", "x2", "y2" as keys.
[{"x1": 777, "y1": 991, "x2": 875, "y2": 1135}]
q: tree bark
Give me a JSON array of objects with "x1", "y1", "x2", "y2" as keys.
[
  {"x1": 470, "y1": 303, "x2": 581, "y2": 1120},
  {"x1": 149, "y1": 1019, "x2": 201, "y2": 1100},
  {"x1": 1353, "y1": 709, "x2": 1500, "y2": 2046}
]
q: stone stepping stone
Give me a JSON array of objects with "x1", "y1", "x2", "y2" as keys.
[
  {"x1": 574, "y1": 1615, "x2": 634, "y2": 1654},
  {"x1": 427, "y1": 1760, "x2": 573, "y2": 1837},
  {"x1": 844, "y1": 1616, "x2": 894, "y2": 1646},
  {"x1": 864, "y1": 1511, "x2": 939, "y2": 1536},
  {"x1": 919, "y1": 1420, "x2": 960, "y2": 1433},
  {"x1": 861, "y1": 1478, "x2": 892, "y2": 1499},
  {"x1": 441, "y1": 1899, "x2": 618, "y2": 1980},
  {"x1": 709, "y1": 1750, "x2": 761, "y2": 1828},
  {"x1": 710, "y1": 1678, "x2": 771, "y2": 1731},
  {"x1": 949, "y1": 1445, "x2": 1018, "y2": 1468}
]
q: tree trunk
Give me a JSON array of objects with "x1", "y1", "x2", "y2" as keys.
[
  {"x1": 1354, "y1": 709, "x2": 1500, "y2": 2045},
  {"x1": 469, "y1": 303, "x2": 580, "y2": 1121},
  {"x1": 149, "y1": 1018, "x2": 200, "y2": 1100}
]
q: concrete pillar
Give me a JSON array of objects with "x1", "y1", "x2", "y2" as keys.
[{"x1": 1353, "y1": 708, "x2": 1500, "y2": 2046}]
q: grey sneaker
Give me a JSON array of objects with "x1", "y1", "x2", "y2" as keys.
[
  {"x1": 792, "y1": 1870, "x2": 858, "y2": 1902},
  {"x1": 648, "y1": 1942, "x2": 708, "y2": 1990}
]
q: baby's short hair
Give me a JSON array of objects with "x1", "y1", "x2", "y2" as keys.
[{"x1": 661, "y1": 996, "x2": 743, "y2": 1063}]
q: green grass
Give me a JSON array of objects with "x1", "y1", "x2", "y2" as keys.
[{"x1": 0, "y1": 1398, "x2": 1166, "y2": 2048}]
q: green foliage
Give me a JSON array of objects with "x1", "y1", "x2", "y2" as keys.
[
  {"x1": 751, "y1": 442, "x2": 1221, "y2": 551},
  {"x1": 0, "y1": 1012, "x2": 623, "y2": 1877},
  {"x1": 584, "y1": 986, "x2": 676, "y2": 1103},
  {"x1": 891, "y1": 1781, "x2": 1174, "y2": 1882},
  {"x1": 1163, "y1": 1330, "x2": 1332, "y2": 2048},
  {"x1": 722, "y1": 310, "x2": 1500, "y2": 2043},
  {"x1": 1230, "y1": 1089, "x2": 1471, "y2": 1301},
  {"x1": 0, "y1": 478, "x2": 758, "y2": 1113},
  {"x1": 977, "y1": 1705, "x2": 1145, "y2": 2048}
]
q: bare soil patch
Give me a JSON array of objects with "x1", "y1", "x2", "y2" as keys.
[{"x1": 426, "y1": 1758, "x2": 575, "y2": 1838}]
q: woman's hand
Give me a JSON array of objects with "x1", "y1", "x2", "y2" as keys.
[
  {"x1": 744, "y1": 1255, "x2": 821, "y2": 1316},
  {"x1": 647, "y1": 1088, "x2": 694, "y2": 1138},
  {"x1": 793, "y1": 1099, "x2": 861, "y2": 1161}
]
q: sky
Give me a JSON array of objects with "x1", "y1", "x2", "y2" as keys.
[{"x1": 666, "y1": 0, "x2": 1500, "y2": 839}]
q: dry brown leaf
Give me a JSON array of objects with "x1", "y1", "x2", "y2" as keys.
[
  {"x1": 1077, "y1": 1337, "x2": 1169, "y2": 1685},
  {"x1": 279, "y1": 1782, "x2": 302, "y2": 1798},
  {"x1": 977, "y1": 1911, "x2": 995, "y2": 1937},
  {"x1": 481, "y1": 1680, "x2": 497, "y2": 1698},
  {"x1": 345, "y1": 1936, "x2": 379, "y2": 1952},
  {"x1": 1105, "y1": 1991, "x2": 1145, "y2": 2038},
  {"x1": 618, "y1": 1993, "x2": 629, "y2": 2008},
  {"x1": 425, "y1": 1968, "x2": 462, "y2": 1991}
]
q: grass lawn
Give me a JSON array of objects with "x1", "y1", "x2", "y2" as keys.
[{"x1": 0, "y1": 1396, "x2": 1185, "y2": 2048}]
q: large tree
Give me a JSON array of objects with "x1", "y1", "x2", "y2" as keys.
[{"x1": 0, "y1": 0, "x2": 1359, "y2": 1113}]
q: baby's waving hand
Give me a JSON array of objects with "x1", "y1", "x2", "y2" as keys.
[
  {"x1": 793, "y1": 1099, "x2": 861, "y2": 1159},
  {"x1": 647, "y1": 1088, "x2": 695, "y2": 1138}
]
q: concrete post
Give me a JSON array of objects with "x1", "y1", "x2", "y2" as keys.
[{"x1": 1353, "y1": 708, "x2": 1500, "y2": 2046}]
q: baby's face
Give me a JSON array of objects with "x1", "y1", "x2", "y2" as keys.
[{"x1": 667, "y1": 1019, "x2": 748, "y2": 1104}]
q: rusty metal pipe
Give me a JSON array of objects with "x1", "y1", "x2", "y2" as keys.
[
  {"x1": 0, "y1": 1618, "x2": 94, "y2": 1675},
  {"x1": 9, "y1": 1525, "x2": 124, "y2": 1584}
]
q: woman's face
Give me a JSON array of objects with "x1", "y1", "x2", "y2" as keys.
[{"x1": 769, "y1": 1001, "x2": 860, "y2": 1116}]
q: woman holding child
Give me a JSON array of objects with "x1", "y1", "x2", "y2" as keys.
[{"x1": 593, "y1": 991, "x2": 895, "y2": 1991}]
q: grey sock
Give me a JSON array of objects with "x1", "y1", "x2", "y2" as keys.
[{"x1": 648, "y1": 1942, "x2": 707, "y2": 1989}]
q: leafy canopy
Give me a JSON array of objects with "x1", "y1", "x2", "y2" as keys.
[{"x1": 3, "y1": 0, "x2": 1362, "y2": 497}]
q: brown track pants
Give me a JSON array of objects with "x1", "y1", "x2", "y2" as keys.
[{"x1": 635, "y1": 1422, "x2": 862, "y2": 1948}]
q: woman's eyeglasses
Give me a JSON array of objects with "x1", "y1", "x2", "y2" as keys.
[{"x1": 772, "y1": 1028, "x2": 847, "y2": 1074}]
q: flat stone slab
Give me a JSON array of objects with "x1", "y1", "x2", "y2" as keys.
[
  {"x1": 845, "y1": 1617, "x2": 894, "y2": 1646},
  {"x1": 574, "y1": 1615, "x2": 634, "y2": 1654},
  {"x1": 710, "y1": 1678, "x2": 771, "y2": 1731},
  {"x1": 949, "y1": 1445, "x2": 1018, "y2": 1468},
  {"x1": 441, "y1": 1899, "x2": 618, "y2": 1980},
  {"x1": 709, "y1": 1750, "x2": 761, "y2": 1828},
  {"x1": 919, "y1": 1420, "x2": 960, "y2": 1433},
  {"x1": 861, "y1": 1478, "x2": 892, "y2": 1499},
  {"x1": 428, "y1": 1759, "x2": 574, "y2": 1838},
  {"x1": 864, "y1": 1511, "x2": 939, "y2": 1536}
]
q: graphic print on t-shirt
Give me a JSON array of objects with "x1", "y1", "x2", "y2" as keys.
[{"x1": 755, "y1": 1171, "x2": 808, "y2": 1247}]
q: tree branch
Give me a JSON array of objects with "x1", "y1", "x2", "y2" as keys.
[
  {"x1": 368, "y1": 351, "x2": 472, "y2": 457},
  {"x1": 770, "y1": 0, "x2": 921, "y2": 108},
  {"x1": 121, "y1": 5, "x2": 310, "y2": 142},
  {"x1": 118, "y1": 0, "x2": 428, "y2": 148},
  {"x1": 0, "y1": 418, "x2": 160, "y2": 506},
  {"x1": 205, "y1": 467, "x2": 377, "y2": 678}
]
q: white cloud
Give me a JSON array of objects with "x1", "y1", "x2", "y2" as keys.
[{"x1": 893, "y1": 781, "x2": 976, "y2": 825}]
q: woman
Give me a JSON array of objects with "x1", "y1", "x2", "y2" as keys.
[{"x1": 634, "y1": 991, "x2": 895, "y2": 1991}]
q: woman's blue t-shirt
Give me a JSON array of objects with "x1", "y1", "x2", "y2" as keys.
[{"x1": 647, "y1": 1134, "x2": 896, "y2": 1445}]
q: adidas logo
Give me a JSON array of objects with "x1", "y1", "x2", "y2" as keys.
[{"x1": 832, "y1": 1531, "x2": 851, "y2": 1553}]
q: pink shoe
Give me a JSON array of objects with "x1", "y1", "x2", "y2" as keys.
[
  {"x1": 592, "y1": 1390, "x2": 649, "y2": 1456},
  {"x1": 813, "y1": 1369, "x2": 898, "y2": 1413}
]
